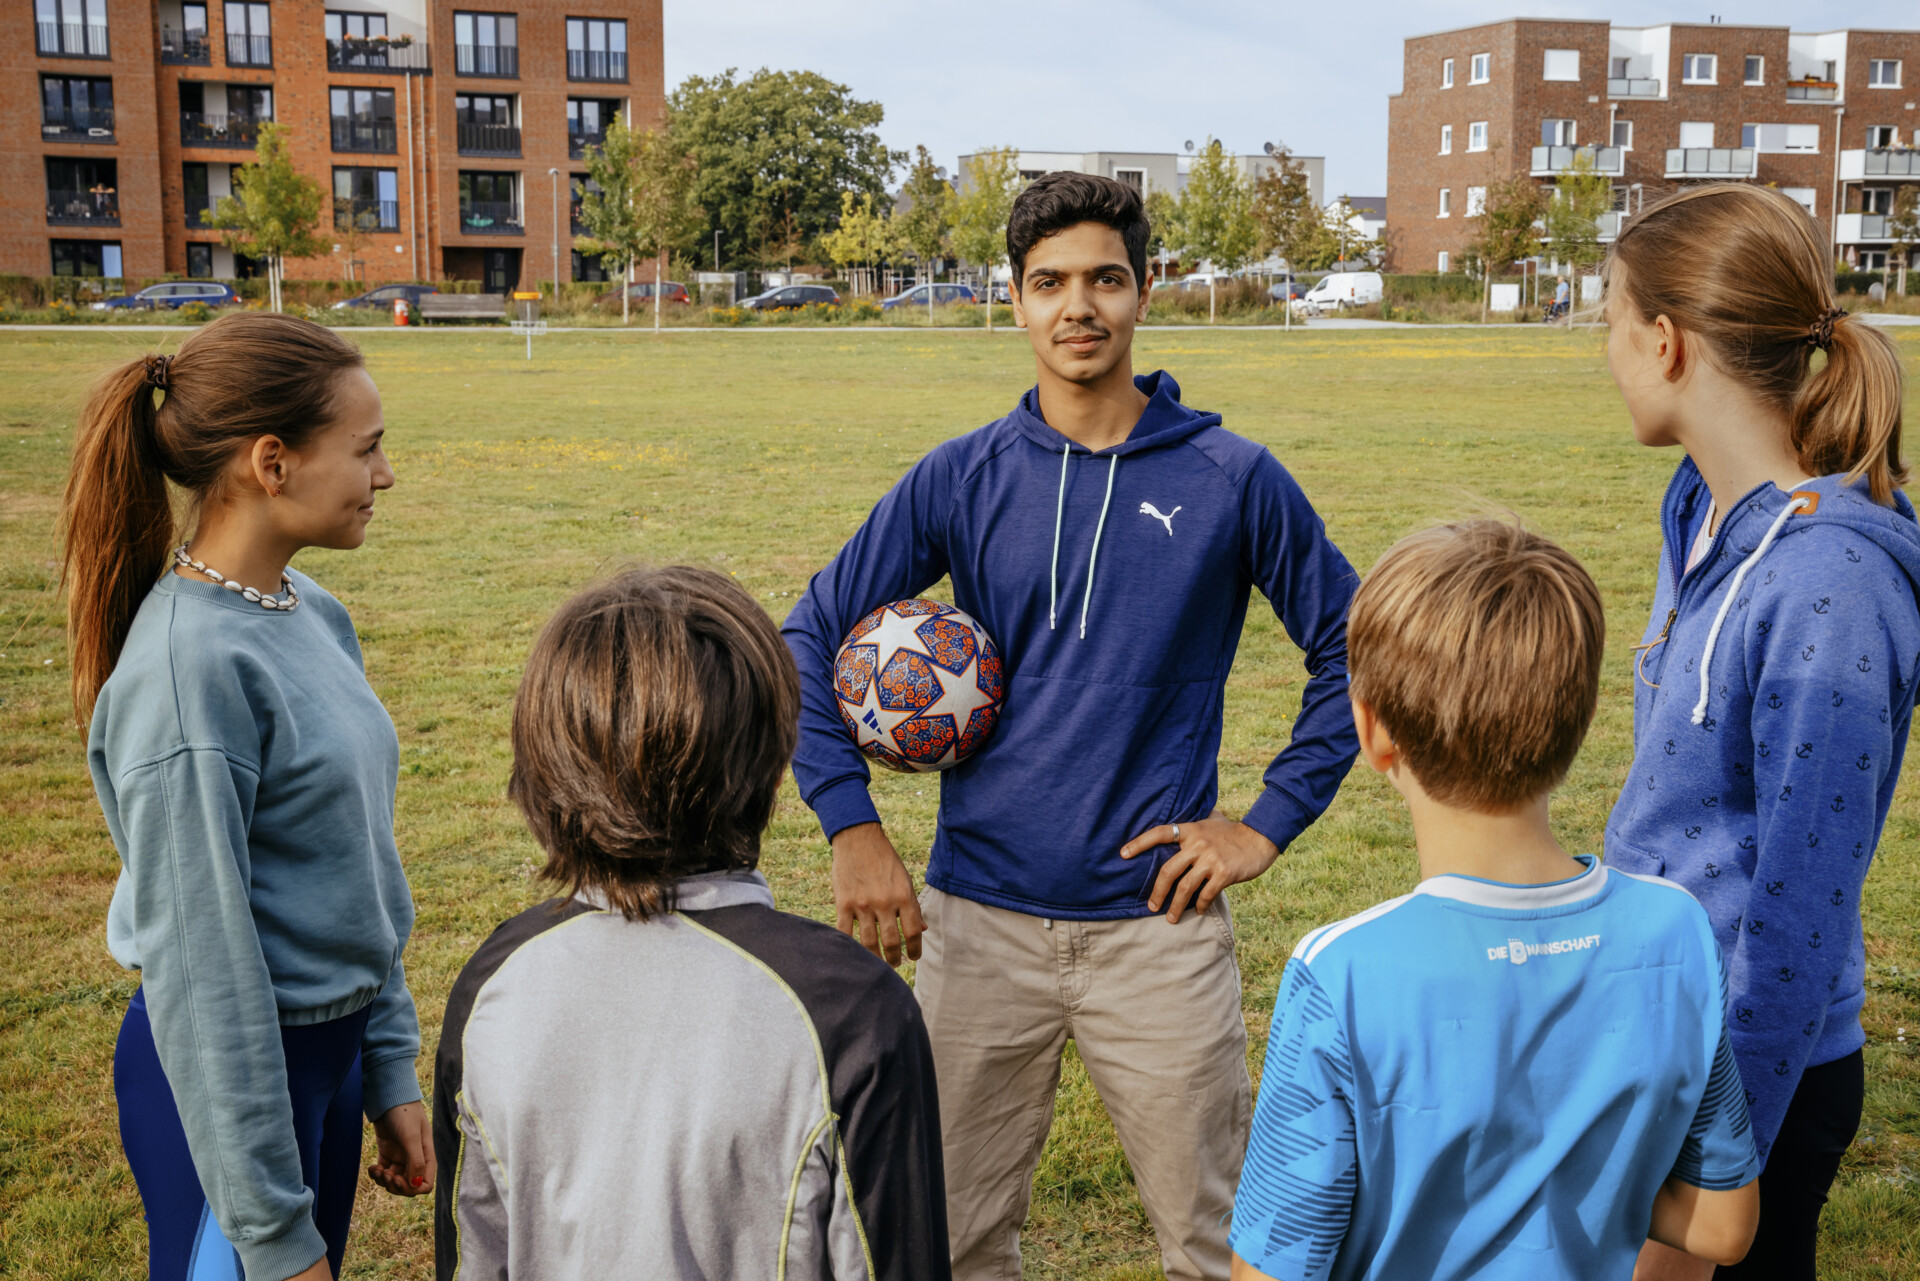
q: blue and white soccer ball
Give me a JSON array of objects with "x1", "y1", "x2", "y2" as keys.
[{"x1": 833, "y1": 599, "x2": 1005, "y2": 772}]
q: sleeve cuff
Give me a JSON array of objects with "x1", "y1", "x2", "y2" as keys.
[
  {"x1": 811, "y1": 776, "x2": 882, "y2": 842},
  {"x1": 1243, "y1": 786, "x2": 1314, "y2": 856},
  {"x1": 361, "y1": 1051, "x2": 424, "y2": 1121},
  {"x1": 235, "y1": 1212, "x2": 329, "y2": 1281}
]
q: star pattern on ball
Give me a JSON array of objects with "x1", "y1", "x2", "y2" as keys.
[{"x1": 834, "y1": 600, "x2": 1004, "y2": 773}]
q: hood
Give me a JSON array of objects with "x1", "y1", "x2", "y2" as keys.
[{"x1": 1008, "y1": 370, "x2": 1222, "y2": 457}]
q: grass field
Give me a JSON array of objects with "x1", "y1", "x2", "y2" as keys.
[{"x1": 2, "y1": 324, "x2": 1917, "y2": 1279}]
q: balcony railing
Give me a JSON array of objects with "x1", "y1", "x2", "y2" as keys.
[
  {"x1": 567, "y1": 49, "x2": 626, "y2": 82},
  {"x1": 569, "y1": 129, "x2": 606, "y2": 159},
  {"x1": 1865, "y1": 148, "x2": 1920, "y2": 177},
  {"x1": 187, "y1": 203, "x2": 215, "y2": 228},
  {"x1": 335, "y1": 199, "x2": 400, "y2": 232},
  {"x1": 1665, "y1": 147, "x2": 1758, "y2": 178},
  {"x1": 455, "y1": 43, "x2": 518, "y2": 77},
  {"x1": 37, "y1": 20, "x2": 109, "y2": 57},
  {"x1": 1530, "y1": 145, "x2": 1625, "y2": 176},
  {"x1": 181, "y1": 113, "x2": 265, "y2": 148},
  {"x1": 1607, "y1": 77, "x2": 1661, "y2": 97},
  {"x1": 42, "y1": 107, "x2": 116, "y2": 143},
  {"x1": 160, "y1": 27, "x2": 212, "y2": 64},
  {"x1": 461, "y1": 200, "x2": 523, "y2": 234},
  {"x1": 227, "y1": 33, "x2": 272, "y2": 66},
  {"x1": 1597, "y1": 210, "x2": 1624, "y2": 240},
  {"x1": 327, "y1": 36, "x2": 430, "y2": 72},
  {"x1": 331, "y1": 118, "x2": 398, "y2": 153},
  {"x1": 458, "y1": 122, "x2": 520, "y2": 155},
  {"x1": 48, "y1": 189, "x2": 119, "y2": 226},
  {"x1": 1786, "y1": 81, "x2": 1838, "y2": 102},
  {"x1": 1836, "y1": 213, "x2": 1891, "y2": 244}
]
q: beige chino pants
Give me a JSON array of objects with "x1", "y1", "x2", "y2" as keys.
[{"x1": 914, "y1": 886, "x2": 1252, "y2": 1281}]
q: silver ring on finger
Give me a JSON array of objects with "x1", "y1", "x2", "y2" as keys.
[{"x1": 1171, "y1": 823, "x2": 1181, "y2": 842}]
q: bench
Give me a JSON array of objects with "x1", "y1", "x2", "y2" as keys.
[{"x1": 418, "y1": 293, "x2": 506, "y2": 322}]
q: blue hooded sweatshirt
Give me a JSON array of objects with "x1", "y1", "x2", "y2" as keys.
[
  {"x1": 1606, "y1": 458, "x2": 1920, "y2": 1165},
  {"x1": 782, "y1": 371, "x2": 1361, "y2": 920}
]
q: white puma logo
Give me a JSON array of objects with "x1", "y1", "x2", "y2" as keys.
[{"x1": 1140, "y1": 502, "x2": 1182, "y2": 536}]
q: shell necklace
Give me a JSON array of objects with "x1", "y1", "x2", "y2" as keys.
[{"x1": 172, "y1": 544, "x2": 301, "y2": 611}]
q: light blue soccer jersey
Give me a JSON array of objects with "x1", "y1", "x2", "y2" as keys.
[{"x1": 1230, "y1": 857, "x2": 1759, "y2": 1281}]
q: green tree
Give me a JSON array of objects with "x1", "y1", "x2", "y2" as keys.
[
  {"x1": 670, "y1": 68, "x2": 901, "y2": 269},
  {"x1": 207, "y1": 121, "x2": 326, "y2": 313},
  {"x1": 1540, "y1": 151, "x2": 1611, "y2": 326},
  {"x1": 577, "y1": 112, "x2": 702, "y2": 327},
  {"x1": 897, "y1": 145, "x2": 954, "y2": 285},
  {"x1": 819, "y1": 190, "x2": 902, "y2": 288},
  {"x1": 1889, "y1": 185, "x2": 1920, "y2": 296},
  {"x1": 1252, "y1": 147, "x2": 1333, "y2": 275},
  {"x1": 950, "y1": 146, "x2": 1019, "y2": 329},
  {"x1": 1145, "y1": 186, "x2": 1183, "y2": 281},
  {"x1": 1463, "y1": 175, "x2": 1547, "y2": 322},
  {"x1": 1176, "y1": 139, "x2": 1258, "y2": 323}
]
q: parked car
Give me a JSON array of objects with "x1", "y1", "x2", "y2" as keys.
[
  {"x1": 1267, "y1": 280, "x2": 1310, "y2": 304},
  {"x1": 881, "y1": 283, "x2": 976, "y2": 310},
  {"x1": 745, "y1": 283, "x2": 842, "y2": 311},
  {"x1": 333, "y1": 283, "x2": 440, "y2": 310},
  {"x1": 1302, "y1": 271, "x2": 1383, "y2": 311},
  {"x1": 598, "y1": 280, "x2": 692, "y2": 306},
  {"x1": 91, "y1": 281, "x2": 241, "y2": 311}
]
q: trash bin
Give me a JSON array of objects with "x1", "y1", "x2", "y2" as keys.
[{"x1": 393, "y1": 297, "x2": 410, "y2": 326}]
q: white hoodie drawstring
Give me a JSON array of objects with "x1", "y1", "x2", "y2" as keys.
[
  {"x1": 1691, "y1": 496, "x2": 1809, "y2": 725},
  {"x1": 1048, "y1": 442, "x2": 1070, "y2": 630},
  {"x1": 1080, "y1": 455, "x2": 1120, "y2": 639}
]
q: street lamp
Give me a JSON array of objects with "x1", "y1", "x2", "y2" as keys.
[{"x1": 548, "y1": 168, "x2": 560, "y2": 294}]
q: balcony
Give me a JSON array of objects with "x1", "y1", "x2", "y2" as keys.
[
  {"x1": 181, "y1": 113, "x2": 264, "y2": 148},
  {"x1": 1530, "y1": 145, "x2": 1625, "y2": 177},
  {"x1": 187, "y1": 203, "x2": 215, "y2": 228},
  {"x1": 1597, "y1": 211, "x2": 1624, "y2": 241},
  {"x1": 1607, "y1": 77, "x2": 1661, "y2": 97},
  {"x1": 1840, "y1": 148, "x2": 1920, "y2": 180},
  {"x1": 1665, "y1": 147, "x2": 1758, "y2": 178},
  {"x1": 42, "y1": 106, "x2": 116, "y2": 144},
  {"x1": 335, "y1": 199, "x2": 400, "y2": 232},
  {"x1": 331, "y1": 118, "x2": 398, "y2": 153},
  {"x1": 455, "y1": 43, "x2": 518, "y2": 77},
  {"x1": 160, "y1": 27, "x2": 211, "y2": 64},
  {"x1": 568, "y1": 128, "x2": 606, "y2": 159},
  {"x1": 226, "y1": 33, "x2": 271, "y2": 66},
  {"x1": 458, "y1": 122, "x2": 520, "y2": 156},
  {"x1": 1836, "y1": 213, "x2": 1893, "y2": 244},
  {"x1": 1786, "y1": 81, "x2": 1838, "y2": 102},
  {"x1": 567, "y1": 49, "x2": 626, "y2": 82},
  {"x1": 327, "y1": 36, "x2": 430, "y2": 73},
  {"x1": 48, "y1": 189, "x2": 119, "y2": 226},
  {"x1": 461, "y1": 200, "x2": 522, "y2": 234}
]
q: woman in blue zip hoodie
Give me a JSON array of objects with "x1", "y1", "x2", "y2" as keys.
[{"x1": 1599, "y1": 186, "x2": 1918, "y2": 1281}]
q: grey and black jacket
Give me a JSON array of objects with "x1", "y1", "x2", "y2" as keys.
[{"x1": 433, "y1": 870, "x2": 949, "y2": 1280}]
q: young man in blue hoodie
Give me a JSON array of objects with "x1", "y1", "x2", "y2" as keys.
[{"x1": 782, "y1": 171, "x2": 1360, "y2": 1280}]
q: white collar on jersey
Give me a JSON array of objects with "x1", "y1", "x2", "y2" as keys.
[
  {"x1": 1414, "y1": 855, "x2": 1608, "y2": 911},
  {"x1": 573, "y1": 868, "x2": 776, "y2": 914}
]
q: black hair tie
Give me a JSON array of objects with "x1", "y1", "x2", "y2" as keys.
[
  {"x1": 144, "y1": 354, "x2": 172, "y2": 389},
  {"x1": 1807, "y1": 307, "x2": 1846, "y2": 351}
]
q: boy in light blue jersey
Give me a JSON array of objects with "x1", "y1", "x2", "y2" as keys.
[{"x1": 1230, "y1": 521, "x2": 1761, "y2": 1281}]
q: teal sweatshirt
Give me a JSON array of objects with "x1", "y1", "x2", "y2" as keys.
[{"x1": 88, "y1": 567, "x2": 420, "y2": 1281}]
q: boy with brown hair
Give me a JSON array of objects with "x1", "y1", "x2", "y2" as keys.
[
  {"x1": 433, "y1": 566, "x2": 947, "y2": 1281},
  {"x1": 1229, "y1": 521, "x2": 1761, "y2": 1281}
]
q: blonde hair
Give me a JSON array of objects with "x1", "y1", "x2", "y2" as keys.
[
  {"x1": 1605, "y1": 182, "x2": 1907, "y2": 504},
  {"x1": 1347, "y1": 520, "x2": 1604, "y2": 812}
]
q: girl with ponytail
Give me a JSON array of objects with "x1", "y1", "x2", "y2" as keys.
[
  {"x1": 1600, "y1": 184, "x2": 1918, "y2": 1281},
  {"x1": 63, "y1": 312, "x2": 430, "y2": 1281}
]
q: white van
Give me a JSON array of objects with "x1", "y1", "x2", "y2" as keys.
[{"x1": 1301, "y1": 271, "x2": 1383, "y2": 311}]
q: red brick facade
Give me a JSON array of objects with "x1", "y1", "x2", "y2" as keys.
[
  {"x1": 7, "y1": 0, "x2": 662, "y2": 288},
  {"x1": 1388, "y1": 19, "x2": 1920, "y2": 273}
]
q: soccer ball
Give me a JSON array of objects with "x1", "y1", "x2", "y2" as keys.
[{"x1": 834, "y1": 599, "x2": 1005, "y2": 772}]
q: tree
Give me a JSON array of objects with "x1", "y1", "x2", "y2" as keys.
[
  {"x1": 1252, "y1": 147, "x2": 1333, "y2": 275},
  {"x1": 1889, "y1": 185, "x2": 1920, "y2": 296},
  {"x1": 1540, "y1": 150, "x2": 1611, "y2": 326},
  {"x1": 207, "y1": 121, "x2": 326, "y2": 313},
  {"x1": 670, "y1": 68, "x2": 901, "y2": 269},
  {"x1": 1145, "y1": 186, "x2": 1183, "y2": 282},
  {"x1": 1464, "y1": 174, "x2": 1546, "y2": 322},
  {"x1": 1176, "y1": 139, "x2": 1258, "y2": 323},
  {"x1": 819, "y1": 190, "x2": 902, "y2": 288},
  {"x1": 897, "y1": 146, "x2": 953, "y2": 279},
  {"x1": 950, "y1": 146, "x2": 1019, "y2": 330},
  {"x1": 577, "y1": 111, "x2": 702, "y2": 327}
]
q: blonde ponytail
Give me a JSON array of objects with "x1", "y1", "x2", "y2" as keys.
[{"x1": 1792, "y1": 312, "x2": 1908, "y2": 505}]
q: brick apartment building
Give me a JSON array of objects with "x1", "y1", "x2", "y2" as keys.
[
  {"x1": 1387, "y1": 19, "x2": 1920, "y2": 273},
  {"x1": 5, "y1": 0, "x2": 662, "y2": 290}
]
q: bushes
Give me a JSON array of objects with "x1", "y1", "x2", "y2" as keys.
[{"x1": 1383, "y1": 273, "x2": 1484, "y2": 304}]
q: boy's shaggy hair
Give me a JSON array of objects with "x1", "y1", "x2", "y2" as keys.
[
  {"x1": 1006, "y1": 171, "x2": 1151, "y2": 292},
  {"x1": 1347, "y1": 520, "x2": 1604, "y2": 811},
  {"x1": 509, "y1": 565, "x2": 800, "y2": 919}
]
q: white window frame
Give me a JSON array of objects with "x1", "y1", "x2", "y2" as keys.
[
  {"x1": 1612, "y1": 119, "x2": 1633, "y2": 149},
  {"x1": 1543, "y1": 49, "x2": 1580, "y2": 82},
  {"x1": 1442, "y1": 57, "x2": 1454, "y2": 89},
  {"x1": 1467, "y1": 120, "x2": 1489, "y2": 152},
  {"x1": 1678, "y1": 120, "x2": 1715, "y2": 149},
  {"x1": 1869, "y1": 59, "x2": 1902, "y2": 88},
  {"x1": 1780, "y1": 187, "x2": 1817, "y2": 217},
  {"x1": 1466, "y1": 186, "x2": 1487, "y2": 217},
  {"x1": 1867, "y1": 125, "x2": 1898, "y2": 149},
  {"x1": 1682, "y1": 53, "x2": 1717, "y2": 85},
  {"x1": 1438, "y1": 187, "x2": 1452, "y2": 218},
  {"x1": 1438, "y1": 250, "x2": 1451, "y2": 272},
  {"x1": 1470, "y1": 52, "x2": 1490, "y2": 84},
  {"x1": 1744, "y1": 54, "x2": 1764, "y2": 85},
  {"x1": 1439, "y1": 124, "x2": 1452, "y2": 154},
  {"x1": 1543, "y1": 118, "x2": 1576, "y2": 147}
]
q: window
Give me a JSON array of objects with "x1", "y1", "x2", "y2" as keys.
[
  {"x1": 456, "y1": 94, "x2": 519, "y2": 155},
  {"x1": 187, "y1": 242, "x2": 213, "y2": 278},
  {"x1": 566, "y1": 17, "x2": 627, "y2": 82},
  {"x1": 1467, "y1": 121, "x2": 1488, "y2": 151},
  {"x1": 1542, "y1": 119, "x2": 1576, "y2": 146},
  {"x1": 1869, "y1": 59, "x2": 1902, "y2": 88},
  {"x1": 1543, "y1": 49, "x2": 1579, "y2": 81},
  {"x1": 183, "y1": 161, "x2": 215, "y2": 226},
  {"x1": 1469, "y1": 52, "x2": 1490, "y2": 84},
  {"x1": 35, "y1": 0, "x2": 108, "y2": 57},
  {"x1": 41, "y1": 76, "x2": 114, "y2": 142},
  {"x1": 460, "y1": 170, "x2": 520, "y2": 232},
  {"x1": 51, "y1": 238, "x2": 121, "y2": 277},
  {"x1": 454, "y1": 11, "x2": 518, "y2": 77},
  {"x1": 1610, "y1": 56, "x2": 1630, "y2": 79},
  {"x1": 1612, "y1": 119, "x2": 1633, "y2": 149},
  {"x1": 1779, "y1": 188, "x2": 1817, "y2": 217},
  {"x1": 1113, "y1": 167, "x2": 1143, "y2": 193},
  {"x1": 46, "y1": 157, "x2": 117, "y2": 225},
  {"x1": 1439, "y1": 124, "x2": 1452, "y2": 154},
  {"x1": 330, "y1": 87, "x2": 396, "y2": 153},
  {"x1": 1438, "y1": 187, "x2": 1451, "y2": 217},
  {"x1": 1741, "y1": 124, "x2": 1820, "y2": 153},
  {"x1": 568, "y1": 98, "x2": 622, "y2": 156},
  {"x1": 1744, "y1": 55, "x2": 1764, "y2": 84},
  {"x1": 569, "y1": 173, "x2": 597, "y2": 233},
  {"x1": 1868, "y1": 125, "x2": 1899, "y2": 149},
  {"x1": 162, "y1": 2, "x2": 208, "y2": 62},
  {"x1": 573, "y1": 247, "x2": 612, "y2": 282},
  {"x1": 1863, "y1": 188, "x2": 1893, "y2": 215},
  {"x1": 1437, "y1": 250, "x2": 1451, "y2": 272},
  {"x1": 224, "y1": 2, "x2": 270, "y2": 66},
  {"x1": 1442, "y1": 58, "x2": 1454, "y2": 89},
  {"x1": 1682, "y1": 53, "x2": 1716, "y2": 84},
  {"x1": 1678, "y1": 121, "x2": 1715, "y2": 149},
  {"x1": 333, "y1": 167, "x2": 399, "y2": 231},
  {"x1": 326, "y1": 10, "x2": 412, "y2": 69},
  {"x1": 1466, "y1": 186, "x2": 1487, "y2": 217}
]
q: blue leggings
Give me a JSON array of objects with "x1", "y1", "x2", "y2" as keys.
[{"x1": 114, "y1": 987, "x2": 369, "y2": 1281}]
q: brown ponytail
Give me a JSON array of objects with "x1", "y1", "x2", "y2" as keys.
[
  {"x1": 61, "y1": 312, "x2": 366, "y2": 723},
  {"x1": 1606, "y1": 182, "x2": 1907, "y2": 505}
]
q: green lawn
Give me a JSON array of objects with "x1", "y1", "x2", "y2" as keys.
[{"x1": 2, "y1": 326, "x2": 1916, "y2": 1279}]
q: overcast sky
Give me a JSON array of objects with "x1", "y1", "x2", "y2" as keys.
[{"x1": 664, "y1": 1, "x2": 1916, "y2": 199}]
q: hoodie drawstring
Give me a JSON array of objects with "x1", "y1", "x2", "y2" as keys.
[
  {"x1": 1045, "y1": 442, "x2": 1120, "y2": 639},
  {"x1": 1691, "y1": 496, "x2": 1809, "y2": 725}
]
